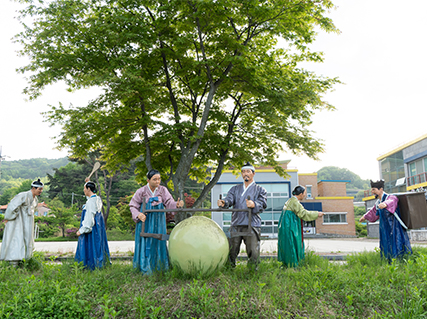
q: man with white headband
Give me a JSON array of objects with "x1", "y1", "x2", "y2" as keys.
[
  {"x1": 0, "y1": 179, "x2": 44, "y2": 264},
  {"x1": 218, "y1": 162, "x2": 267, "y2": 270}
]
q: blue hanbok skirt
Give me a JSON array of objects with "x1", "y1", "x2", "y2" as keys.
[
  {"x1": 75, "y1": 209, "x2": 111, "y2": 270},
  {"x1": 133, "y1": 196, "x2": 169, "y2": 275},
  {"x1": 378, "y1": 205, "x2": 412, "y2": 261}
]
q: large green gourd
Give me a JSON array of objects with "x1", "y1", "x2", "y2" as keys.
[{"x1": 169, "y1": 216, "x2": 229, "y2": 274}]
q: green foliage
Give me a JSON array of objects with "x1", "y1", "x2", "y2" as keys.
[
  {"x1": 106, "y1": 206, "x2": 127, "y2": 231},
  {"x1": 105, "y1": 229, "x2": 134, "y2": 241},
  {"x1": 48, "y1": 199, "x2": 80, "y2": 237},
  {"x1": 355, "y1": 220, "x2": 367, "y2": 237},
  {"x1": 35, "y1": 217, "x2": 60, "y2": 238},
  {"x1": 354, "y1": 205, "x2": 366, "y2": 218},
  {"x1": 0, "y1": 178, "x2": 50, "y2": 205},
  {"x1": 47, "y1": 162, "x2": 91, "y2": 207},
  {"x1": 17, "y1": 0, "x2": 339, "y2": 211},
  {"x1": 0, "y1": 158, "x2": 69, "y2": 181},
  {"x1": 117, "y1": 194, "x2": 136, "y2": 232},
  {"x1": 1, "y1": 249, "x2": 427, "y2": 318},
  {"x1": 0, "y1": 187, "x2": 18, "y2": 206},
  {"x1": 318, "y1": 166, "x2": 370, "y2": 190}
]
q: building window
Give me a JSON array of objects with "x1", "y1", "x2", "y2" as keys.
[
  {"x1": 306, "y1": 185, "x2": 312, "y2": 199},
  {"x1": 323, "y1": 212, "x2": 347, "y2": 224},
  {"x1": 409, "y1": 162, "x2": 417, "y2": 176}
]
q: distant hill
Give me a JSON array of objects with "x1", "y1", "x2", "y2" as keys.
[
  {"x1": 0, "y1": 157, "x2": 69, "y2": 180},
  {"x1": 317, "y1": 166, "x2": 370, "y2": 190}
]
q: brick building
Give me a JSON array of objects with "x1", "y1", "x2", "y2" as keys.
[{"x1": 299, "y1": 174, "x2": 356, "y2": 237}]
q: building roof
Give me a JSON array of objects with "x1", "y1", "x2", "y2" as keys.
[{"x1": 377, "y1": 133, "x2": 427, "y2": 161}]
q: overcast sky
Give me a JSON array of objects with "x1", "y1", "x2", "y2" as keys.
[{"x1": 1, "y1": 0, "x2": 426, "y2": 181}]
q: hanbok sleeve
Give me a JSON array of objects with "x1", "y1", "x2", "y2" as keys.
[
  {"x1": 4, "y1": 192, "x2": 28, "y2": 221},
  {"x1": 79, "y1": 198, "x2": 96, "y2": 234},
  {"x1": 383, "y1": 195, "x2": 399, "y2": 214},
  {"x1": 252, "y1": 186, "x2": 267, "y2": 214},
  {"x1": 129, "y1": 188, "x2": 145, "y2": 223},
  {"x1": 363, "y1": 205, "x2": 379, "y2": 223},
  {"x1": 291, "y1": 198, "x2": 319, "y2": 221},
  {"x1": 162, "y1": 187, "x2": 177, "y2": 209},
  {"x1": 223, "y1": 186, "x2": 237, "y2": 208}
]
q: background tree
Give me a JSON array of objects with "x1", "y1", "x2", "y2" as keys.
[
  {"x1": 0, "y1": 158, "x2": 69, "y2": 181},
  {"x1": 0, "y1": 179, "x2": 49, "y2": 205},
  {"x1": 48, "y1": 198, "x2": 79, "y2": 237},
  {"x1": 117, "y1": 195, "x2": 137, "y2": 232},
  {"x1": 47, "y1": 157, "x2": 141, "y2": 225},
  {"x1": 0, "y1": 188, "x2": 19, "y2": 206},
  {"x1": 317, "y1": 166, "x2": 370, "y2": 190},
  {"x1": 47, "y1": 163, "x2": 90, "y2": 207},
  {"x1": 17, "y1": 0, "x2": 339, "y2": 222}
]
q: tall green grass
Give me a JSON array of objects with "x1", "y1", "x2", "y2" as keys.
[{"x1": 1, "y1": 248, "x2": 427, "y2": 318}]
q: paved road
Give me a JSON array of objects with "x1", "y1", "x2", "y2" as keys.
[{"x1": 29, "y1": 238, "x2": 427, "y2": 256}]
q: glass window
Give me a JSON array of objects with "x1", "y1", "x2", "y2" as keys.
[
  {"x1": 272, "y1": 198, "x2": 286, "y2": 211},
  {"x1": 266, "y1": 198, "x2": 273, "y2": 211},
  {"x1": 273, "y1": 212, "x2": 282, "y2": 220},
  {"x1": 271, "y1": 183, "x2": 289, "y2": 194},
  {"x1": 261, "y1": 226, "x2": 273, "y2": 233},
  {"x1": 221, "y1": 184, "x2": 235, "y2": 198},
  {"x1": 262, "y1": 184, "x2": 272, "y2": 192},
  {"x1": 424, "y1": 157, "x2": 427, "y2": 173},
  {"x1": 323, "y1": 213, "x2": 347, "y2": 224},
  {"x1": 306, "y1": 185, "x2": 312, "y2": 199},
  {"x1": 409, "y1": 162, "x2": 416, "y2": 176},
  {"x1": 261, "y1": 213, "x2": 273, "y2": 220},
  {"x1": 223, "y1": 213, "x2": 232, "y2": 221}
]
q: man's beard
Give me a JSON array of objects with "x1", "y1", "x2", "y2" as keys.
[{"x1": 374, "y1": 194, "x2": 379, "y2": 199}]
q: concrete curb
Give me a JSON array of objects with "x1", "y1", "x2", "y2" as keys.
[{"x1": 44, "y1": 254, "x2": 348, "y2": 262}]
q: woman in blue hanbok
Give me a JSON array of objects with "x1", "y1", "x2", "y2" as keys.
[
  {"x1": 360, "y1": 180, "x2": 412, "y2": 261},
  {"x1": 75, "y1": 181, "x2": 110, "y2": 270},
  {"x1": 129, "y1": 169, "x2": 183, "y2": 275}
]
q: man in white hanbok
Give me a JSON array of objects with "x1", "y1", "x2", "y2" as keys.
[{"x1": 0, "y1": 179, "x2": 44, "y2": 262}]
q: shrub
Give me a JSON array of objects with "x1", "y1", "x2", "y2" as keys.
[{"x1": 65, "y1": 227, "x2": 79, "y2": 239}]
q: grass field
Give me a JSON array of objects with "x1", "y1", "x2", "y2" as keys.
[{"x1": 1, "y1": 247, "x2": 427, "y2": 318}]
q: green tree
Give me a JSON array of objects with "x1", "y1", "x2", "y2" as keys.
[
  {"x1": 17, "y1": 0, "x2": 339, "y2": 221},
  {"x1": 48, "y1": 198, "x2": 79, "y2": 237},
  {"x1": 0, "y1": 188, "x2": 18, "y2": 206},
  {"x1": 0, "y1": 179, "x2": 49, "y2": 205},
  {"x1": 0, "y1": 158, "x2": 69, "y2": 180},
  {"x1": 47, "y1": 157, "x2": 140, "y2": 225},
  {"x1": 317, "y1": 166, "x2": 370, "y2": 190},
  {"x1": 47, "y1": 163, "x2": 90, "y2": 207},
  {"x1": 117, "y1": 195, "x2": 136, "y2": 232}
]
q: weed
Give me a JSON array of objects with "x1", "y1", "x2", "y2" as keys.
[{"x1": 0, "y1": 251, "x2": 426, "y2": 318}]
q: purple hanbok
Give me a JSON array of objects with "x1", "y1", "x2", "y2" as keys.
[{"x1": 363, "y1": 193, "x2": 412, "y2": 261}]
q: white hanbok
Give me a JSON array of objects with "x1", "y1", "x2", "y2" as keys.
[{"x1": 0, "y1": 190, "x2": 38, "y2": 261}]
